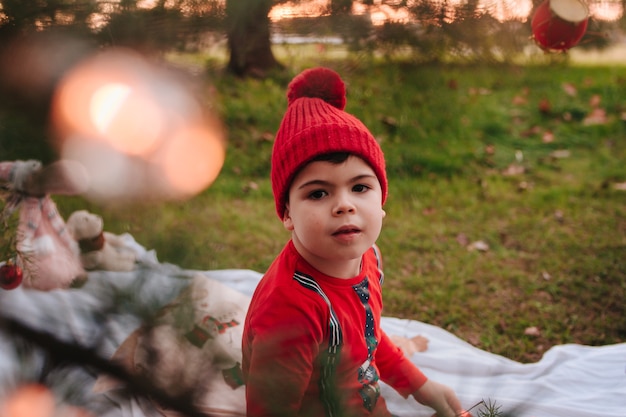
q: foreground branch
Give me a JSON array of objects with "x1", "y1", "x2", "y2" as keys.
[{"x1": 1, "y1": 315, "x2": 209, "y2": 417}]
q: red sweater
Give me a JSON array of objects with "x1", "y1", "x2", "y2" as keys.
[{"x1": 242, "y1": 241, "x2": 427, "y2": 417}]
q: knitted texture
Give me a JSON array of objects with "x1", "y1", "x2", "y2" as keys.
[{"x1": 271, "y1": 67, "x2": 387, "y2": 219}]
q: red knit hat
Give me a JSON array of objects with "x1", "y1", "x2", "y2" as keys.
[{"x1": 271, "y1": 67, "x2": 388, "y2": 219}]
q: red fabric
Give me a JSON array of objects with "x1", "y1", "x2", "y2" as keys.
[
  {"x1": 242, "y1": 241, "x2": 427, "y2": 417},
  {"x1": 270, "y1": 67, "x2": 388, "y2": 219}
]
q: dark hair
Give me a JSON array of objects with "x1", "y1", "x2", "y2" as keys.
[{"x1": 310, "y1": 152, "x2": 351, "y2": 164}]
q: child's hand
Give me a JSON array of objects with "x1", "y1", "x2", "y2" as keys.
[{"x1": 412, "y1": 379, "x2": 469, "y2": 417}]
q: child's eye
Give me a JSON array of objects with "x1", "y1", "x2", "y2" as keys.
[
  {"x1": 353, "y1": 184, "x2": 370, "y2": 193},
  {"x1": 308, "y1": 190, "x2": 328, "y2": 200}
]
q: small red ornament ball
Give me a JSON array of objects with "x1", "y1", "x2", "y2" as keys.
[{"x1": 0, "y1": 260, "x2": 23, "y2": 290}]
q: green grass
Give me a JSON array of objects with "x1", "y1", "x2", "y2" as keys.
[{"x1": 8, "y1": 57, "x2": 626, "y2": 362}]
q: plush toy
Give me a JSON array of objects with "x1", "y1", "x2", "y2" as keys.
[
  {"x1": 0, "y1": 159, "x2": 89, "y2": 290},
  {"x1": 65, "y1": 210, "x2": 136, "y2": 272},
  {"x1": 93, "y1": 274, "x2": 249, "y2": 414}
]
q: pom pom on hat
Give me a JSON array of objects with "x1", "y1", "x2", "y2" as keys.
[
  {"x1": 287, "y1": 67, "x2": 346, "y2": 110},
  {"x1": 271, "y1": 67, "x2": 387, "y2": 219}
]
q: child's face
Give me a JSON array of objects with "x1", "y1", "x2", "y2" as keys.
[{"x1": 283, "y1": 155, "x2": 386, "y2": 278}]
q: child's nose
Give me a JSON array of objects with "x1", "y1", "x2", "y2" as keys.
[{"x1": 333, "y1": 193, "x2": 356, "y2": 215}]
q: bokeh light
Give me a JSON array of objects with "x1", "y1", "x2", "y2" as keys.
[
  {"x1": 589, "y1": 1, "x2": 624, "y2": 21},
  {"x1": 0, "y1": 384, "x2": 56, "y2": 417},
  {"x1": 50, "y1": 47, "x2": 225, "y2": 203}
]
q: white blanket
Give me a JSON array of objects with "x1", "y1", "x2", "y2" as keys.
[{"x1": 0, "y1": 235, "x2": 624, "y2": 417}]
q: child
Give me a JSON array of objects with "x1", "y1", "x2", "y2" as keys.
[{"x1": 242, "y1": 67, "x2": 467, "y2": 417}]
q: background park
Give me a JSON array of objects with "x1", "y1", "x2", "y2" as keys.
[{"x1": 0, "y1": 0, "x2": 624, "y2": 415}]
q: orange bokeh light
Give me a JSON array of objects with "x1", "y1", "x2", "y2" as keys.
[
  {"x1": 0, "y1": 384, "x2": 55, "y2": 417},
  {"x1": 50, "y1": 47, "x2": 226, "y2": 202},
  {"x1": 158, "y1": 124, "x2": 226, "y2": 198},
  {"x1": 52, "y1": 50, "x2": 166, "y2": 157},
  {"x1": 89, "y1": 82, "x2": 164, "y2": 156}
]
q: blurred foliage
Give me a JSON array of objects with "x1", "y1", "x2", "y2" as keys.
[{"x1": 0, "y1": 0, "x2": 624, "y2": 160}]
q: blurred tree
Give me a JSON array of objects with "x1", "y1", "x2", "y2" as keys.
[
  {"x1": 0, "y1": 0, "x2": 624, "y2": 78},
  {"x1": 0, "y1": 0, "x2": 98, "y2": 39},
  {"x1": 225, "y1": 0, "x2": 282, "y2": 77},
  {"x1": 330, "y1": 0, "x2": 353, "y2": 14}
]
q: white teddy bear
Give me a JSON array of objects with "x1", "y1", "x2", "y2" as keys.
[{"x1": 66, "y1": 210, "x2": 136, "y2": 272}]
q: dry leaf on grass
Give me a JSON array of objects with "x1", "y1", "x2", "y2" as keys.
[
  {"x1": 542, "y1": 130, "x2": 555, "y2": 143},
  {"x1": 562, "y1": 82, "x2": 577, "y2": 96},
  {"x1": 524, "y1": 326, "x2": 541, "y2": 337},
  {"x1": 512, "y1": 95, "x2": 527, "y2": 105},
  {"x1": 502, "y1": 164, "x2": 525, "y2": 176},
  {"x1": 538, "y1": 97, "x2": 551, "y2": 114},
  {"x1": 467, "y1": 240, "x2": 489, "y2": 252},
  {"x1": 613, "y1": 182, "x2": 626, "y2": 191},
  {"x1": 550, "y1": 150, "x2": 571, "y2": 159},
  {"x1": 583, "y1": 108, "x2": 608, "y2": 125}
]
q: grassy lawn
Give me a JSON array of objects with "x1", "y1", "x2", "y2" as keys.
[{"x1": 18, "y1": 56, "x2": 626, "y2": 362}]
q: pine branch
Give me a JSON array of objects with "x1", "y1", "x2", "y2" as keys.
[{"x1": 1, "y1": 315, "x2": 210, "y2": 417}]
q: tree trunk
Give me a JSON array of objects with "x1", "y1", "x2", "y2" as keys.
[{"x1": 225, "y1": 0, "x2": 282, "y2": 78}]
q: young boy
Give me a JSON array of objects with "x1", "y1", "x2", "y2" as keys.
[{"x1": 242, "y1": 67, "x2": 467, "y2": 417}]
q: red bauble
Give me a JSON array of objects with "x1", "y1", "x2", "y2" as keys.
[
  {"x1": 0, "y1": 260, "x2": 23, "y2": 290},
  {"x1": 531, "y1": 0, "x2": 589, "y2": 52}
]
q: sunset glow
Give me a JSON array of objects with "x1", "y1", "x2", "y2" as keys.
[
  {"x1": 589, "y1": 1, "x2": 624, "y2": 21},
  {"x1": 269, "y1": 0, "x2": 328, "y2": 21},
  {"x1": 269, "y1": 0, "x2": 620, "y2": 24},
  {"x1": 482, "y1": 0, "x2": 533, "y2": 22}
]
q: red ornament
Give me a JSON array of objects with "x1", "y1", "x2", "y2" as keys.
[
  {"x1": 0, "y1": 259, "x2": 23, "y2": 290},
  {"x1": 531, "y1": 0, "x2": 589, "y2": 52}
]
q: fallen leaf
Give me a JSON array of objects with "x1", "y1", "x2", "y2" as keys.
[
  {"x1": 456, "y1": 233, "x2": 469, "y2": 246},
  {"x1": 520, "y1": 125, "x2": 542, "y2": 137},
  {"x1": 538, "y1": 98, "x2": 551, "y2": 114},
  {"x1": 468, "y1": 87, "x2": 491, "y2": 96},
  {"x1": 466, "y1": 333, "x2": 481, "y2": 346},
  {"x1": 498, "y1": 319, "x2": 508, "y2": 332},
  {"x1": 512, "y1": 95, "x2": 527, "y2": 105},
  {"x1": 467, "y1": 240, "x2": 489, "y2": 252},
  {"x1": 550, "y1": 149, "x2": 571, "y2": 159},
  {"x1": 542, "y1": 130, "x2": 555, "y2": 143},
  {"x1": 524, "y1": 326, "x2": 541, "y2": 337},
  {"x1": 517, "y1": 181, "x2": 531, "y2": 192},
  {"x1": 502, "y1": 164, "x2": 525, "y2": 176},
  {"x1": 381, "y1": 115, "x2": 398, "y2": 128},
  {"x1": 554, "y1": 210, "x2": 565, "y2": 223},
  {"x1": 260, "y1": 132, "x2": 274, "y2": 142},
  {"x1": 242, "y1": 181, "x2": 259, "y2": 193},
  {"x1": 583, "y1": 108, "x2": 608, "y2": 125},
  {"x1": 589, "y1": 94, "x2": 601, "y2": 108},
  {"x1": 562, "y1": 82, "x2": 577, "y2": 96},
  {"x1": 613, "y1": 182, "x2": 626, "y2": 191}
]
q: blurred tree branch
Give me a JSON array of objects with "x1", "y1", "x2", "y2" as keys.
[{"x1": 1, "y1": 315, "x2": 209, "y2": 417}]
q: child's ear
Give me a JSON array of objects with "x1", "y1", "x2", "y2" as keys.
[{"x1": 282, "y1": 206, "x2": 294, "y2": 231}]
